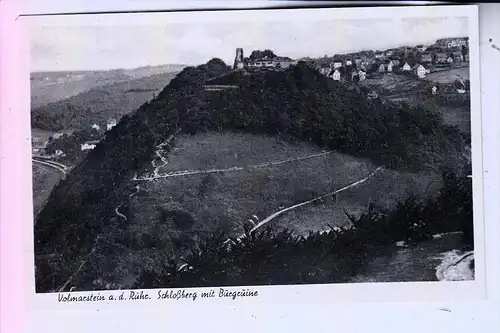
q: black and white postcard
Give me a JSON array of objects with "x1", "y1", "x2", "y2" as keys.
[{"x1": 25, "y1": 4, "x2": 484, "y2": 308}]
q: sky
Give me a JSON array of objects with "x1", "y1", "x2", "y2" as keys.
[{"x1": 28, "y1": 9, "x2": 469, "y2": 72}]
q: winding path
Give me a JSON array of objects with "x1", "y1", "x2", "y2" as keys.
[
  {"x1": 115, "y1": 206, "x2": 127, "y2": 221},
  {"x1": 133, "y1": 150, "x2": 334, "y2": 181},
  {"x1": 225, "y1": 166, "x2": 383, "y2": 245},
  {"x1": 32, "y1": 158, "x2": 68, "y2": 175}
]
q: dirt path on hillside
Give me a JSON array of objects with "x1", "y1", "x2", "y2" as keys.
[
  {"x1": 224, "y1": 166, "x2": 383, "y2": 245},
  {"x1": 133, "y1": 150, "x2": 335, "y2": 181}
]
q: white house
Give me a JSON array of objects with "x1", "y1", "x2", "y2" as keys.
[
  {"x1": 345, "y1": 59, "x2": 352, "y2": 66},
  {"x1": 319, "y1": 67, "x2": 331, "y2": 76},
  {"x1": 107, "y1": 119, "x2": 117, "y2": 131},
  {"x1": 402, "y1": 62, "x2": 411, "y2": 71},
  {"x1": 358, "y1": 70, "x2": 366, "y2": 81},
  {"x1": 415, "y1": 64, "x2": 427, "y2": 78},
  {"x1": 91, "y1": 124, "x2": 100, "y2": 131},
  {"x1": 333, "y1": 62, "x2": 342, "y2": 69},
  {"x1": 432, "y1": 85, "x2": 438, "y2": 95},
  {"x1": 447, "y1": 56, "x2": 454, "y2": 63},
  {"x1": 81, "y1": 140, "x2": 99, "y2": 151},
  {"x1": 378, "y1": 64, "x2": 386, "y2": 73},
  {"x1": 387, "y1": 61, "x2": 394, "y2": 72},
  {"x1": 81, "y1": 143, "x2": 96, "y2": 151},
  {"x1": 332, "y1": 69, "x2": 341, "y2": 81}
]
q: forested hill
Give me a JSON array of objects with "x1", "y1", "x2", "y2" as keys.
[
  {"x1": 34, "y1": 59, "x2": 231, "y2": 291},
  {"x1": 188, "y1": 62, "x2": 467, "y2": 172},
  {"x1": 34, "y1": 59, "x2": 468, "y2": 292}
]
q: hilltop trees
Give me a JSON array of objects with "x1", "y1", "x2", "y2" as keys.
[
  {"x1": 185, "y1": 62, "x2": 467, "y2": 173},
  {"x1": 249, "y1": 50, "x2": 277, "y2": 60}
]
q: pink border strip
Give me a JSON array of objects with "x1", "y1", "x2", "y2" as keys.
[{"x1": 1, "y1": 1, "x2": 27, "y2": 333}]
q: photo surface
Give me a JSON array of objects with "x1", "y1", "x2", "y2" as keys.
[{"x1": 29, "y1": 6, "x2": 480, "y2": 296}]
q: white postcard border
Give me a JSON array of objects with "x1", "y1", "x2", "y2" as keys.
[{"x1": 20, "y1": 4, "x2": 485, "y2": 312}]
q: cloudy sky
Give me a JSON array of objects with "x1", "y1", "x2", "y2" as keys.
[{"x1": 28, "y1": 9, "x2": 469, "y2": 72}]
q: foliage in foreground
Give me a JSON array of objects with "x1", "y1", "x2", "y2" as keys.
[{"x1": 133, "y1": 172, "x2": 473, "y2": 288}]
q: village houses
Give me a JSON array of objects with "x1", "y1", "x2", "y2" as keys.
[
  {"x1": 358, "y1": 70, "x2": 366, "y2": 81},
  {"x1": 435, "y1": 52, "x2": 448, "y2": 64},
  {"x1": 387, "y1": 60, "x2": 397, "y2": 72},
  {"x1": 81, "y1": 140, "x2": 100, "y2": 151},
  {"x1": 106, "y1": 119, "x2": 117, "y2": 131},
  {"x1": 421, "y1": 53, "x2": 433, "y2": 63},
  {"x1": 319, "y1": 67, "x2": 331, "y2": 76},
  {"x1": 452, "y1": 50, "x2": 463, "y2": 62},
  {"x1": 332, "y1": 69, "x2": 341, "y2": 81},
  {"x1": 402, "y1": 62, "x2": 411, "y2": 71},
  {"x1": 414, "y1": 64, "x2": 427, "y2": 78}
]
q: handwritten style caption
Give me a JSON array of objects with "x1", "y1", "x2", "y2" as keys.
[{"x1": 58, "y1": 288, "x2": 259, "y2": 303}]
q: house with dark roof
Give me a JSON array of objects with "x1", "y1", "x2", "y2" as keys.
[
  {"x1": 452, "y1": 51, "x2": 463, "y2": 62},
  {"x1": 413, "y1": 64, "x2": 427, "y2": 78},
  {"x1": 415, "y1": 45, "x2": 427, "y2": 52},
  {"x1": 435, "y1": 52, "x2": 448, "y2": 64},
  {"x1": 420, "y1": 53, "x2": 433, "y2": 63}
]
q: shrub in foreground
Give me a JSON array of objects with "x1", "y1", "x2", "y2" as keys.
[{"x1": 132, "y1": 172, "x2": 473, "y2": 288}]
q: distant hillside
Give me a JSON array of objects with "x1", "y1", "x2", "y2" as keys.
[
  {"x1": 34, "y1": 59, "x2": 468, "y2": 292},
  {"x1": 31, "y1": 71, "x2": 180, "y2": 131},
  {"x1": 30, "y1": 64, "x2": 185, "y2": 108}
]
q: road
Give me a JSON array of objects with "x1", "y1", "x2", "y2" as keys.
[{"x1": 32, "y1": 157, "x2": 69, "y2": 175}]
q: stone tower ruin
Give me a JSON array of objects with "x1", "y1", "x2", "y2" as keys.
[{"x1": 233, "y1": 48, "x2": 245, "y2": 70}]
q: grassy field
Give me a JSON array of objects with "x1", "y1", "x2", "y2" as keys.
[
  {"x1": 363, "y1": 73, "x2": 423, "y2": 92},
  {"x1": 362, "y1": 72, "x2": 471, "y2": 135},
  {"x1": 362, "y1": 73, "x2": 428, "y2": 104},
  {"x1": 32, "y1": 163, "x2": 63, "y2": 216},
  {"x1": 85, "y1": 132, "x2": 442, "y2": 289},
  {"x1": 423, "y1": 67, "x2": 470, "y2": 84}
]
